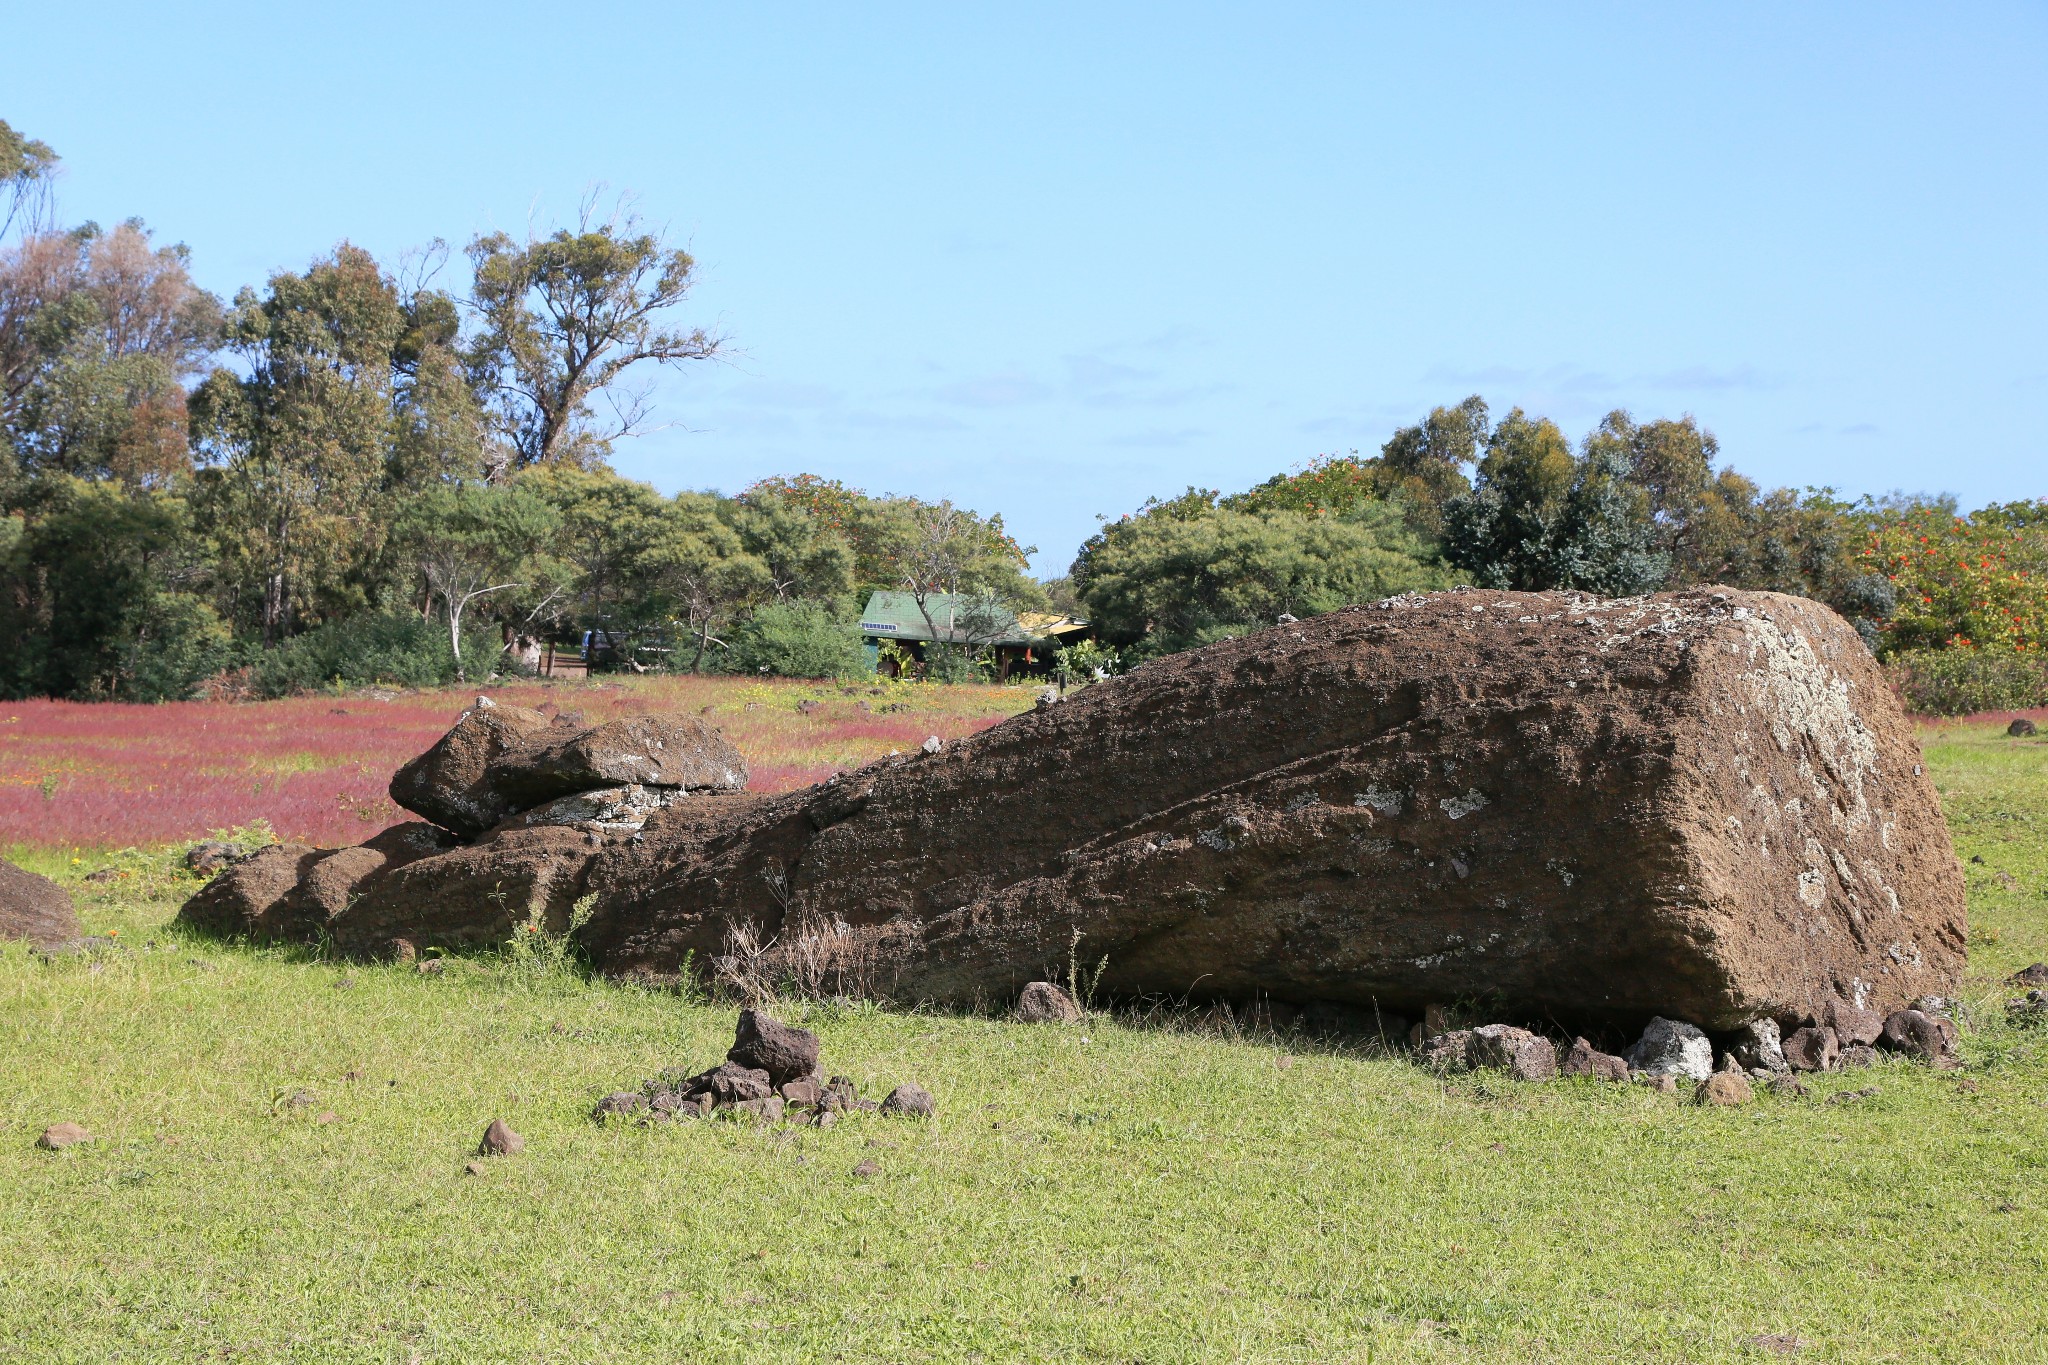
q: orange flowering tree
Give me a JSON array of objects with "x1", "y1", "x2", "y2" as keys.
[{"x1": 1861, "y1": 500, "x2": 2048, "y2": 655}]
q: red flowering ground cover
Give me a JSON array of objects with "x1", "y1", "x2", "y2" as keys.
[{"x1": 1, "y1": 676, "x2": 1033, "y2": 854}]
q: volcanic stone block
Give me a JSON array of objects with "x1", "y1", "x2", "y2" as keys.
[
  {"x1": 727, "y1": 1009, "x2": 822, "y2": 1087},
  {"x1": 186, "y1": 588, "x2": 1966, "y2": 1030},
  {"x1": 1017, "y1": 980, "x2": 1083, "y2": 1023},
  {"x1": 0, "y1": 859, "x2": 80, "y2": 951},
  {"x1": 175, "y1": 843, "x2": 320, "y2": 940},
  {"x1": 486, "y1": 717, "x2": 748, "y2": 810},
  {"x1": 388, "y1": 698, "x2": 553, "y2": 836},
  {"x1": 580, "y1": 588, "x2": 1964, "y2": 1030},
  {"x1": 326, "y1": 825, "x2": 600, "y2": 957},
  {"x1": 1468, "y1": 1024, "x2": 1558, "y2": 1080},
  {"x1": 1560, "y1": 1037, "x2": 1630, "y2": 1081},
  {"x1": 1626, "y1": 1017, "x2": 1715, "y2": 1081},
  {"x1": 176, "y1": 825, "x2": 457, "y2": 944}
]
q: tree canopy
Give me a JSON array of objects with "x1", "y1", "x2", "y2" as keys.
[{"x1": 0, "y1": 115, "x2": 2036, "y2": 706}]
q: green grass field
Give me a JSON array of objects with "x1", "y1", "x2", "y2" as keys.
[{"x1": 2, "y1": 722, "x2": 2045, "y2": 1363}]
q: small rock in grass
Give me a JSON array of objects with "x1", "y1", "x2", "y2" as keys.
[
  {"x1": 463, "y1": 1161, "x2": 487, "y2": 1177},
  {"x1": 1839, "y1": 1043, "x2": 1878, "y2": 1069},
  {"x1": 813, "y1": 1110, "x2": 838, "y2": 1130},
  {"x1": 700, "y1": 1061, "x2": 774, "y2": 1105},
  {"x1": 1560, "y1": 1037, "x2": 1630, "y2": 1081},
  {"x1": 2007, "y1": 990, "x2": 2048, "y2": 1025},
  {"x1": 2009, "y1": 963, "x2": 2048, "y2": 988},
  {"x1": 881, "y1": 1082, "x2": 935, "y2": 1117},
  {"x1": 728, "y1": 1009, "x2": 822, "y2": 1087},
  {"x1": 2009, "y1": 718, "x2": 2039, "y2": 737},
  {"x1": 1417, "y1": 1030, "x2": 1475, "y2": 1071},
  {"x1": 780, "y1": 1077, "x2": 822, "y2": 1107},
  {"x1": 852, "y1": 1159, "x2": 880, "y2": 1178},
  {"x1": 183, "y1": 841, "x2": 247, "y2": 876},
  {"x1": 826, "y1": 1075, "x2": 859, "y2": 1105},
  {"x1": 645, "y1": 1092, "x2": 695, "y2": 1123},
  {"x1": 1695, "y1": 1072, "x2": 1753, "y2": 1106},
  {"x1": 1731, "y1": 1018, "x2": 1790, "y2": 1074},
  {"x1": 477, "y1": 1118, "x2": 524, "y2": 1156},
  {"x1": 1823, "y1": 998, "x2": 1884, "y2": 1048},
  {"x1": 1768, "y1": 1074, "x2": 1810, "y2": 1099},
  {"x1": 1017, "y1": 980, "x2": 1082, "y2": 1023},
  {"x1": 1781, "y1": 1025, "x2": 1840, "y2": 1073},
  {"x1": 734, "y1": 1096, "x2": 786, "y2": 1124},
  {"x1": 592, "y1": 1092, "x2": 647, "y2": 1122},
  {"x1": 1625, "y1": 1017, "x2": 1713, "y2": 1081},
  {"x1": 1880, "y1": 1009, "x2": 1959, "y2": 1064},
  {"x1": 1468, "y1": 1024, "x2": 1557, "y2": 1081},
  {"x1": 1828, "y1": 1086, "x2": 1880, "y2": 1105},
  {"x1": 1634, "y1": 1073, "x2": 1678, "y2": 1094},
  {"x1": 36, "y1": 1122, "x2": 90, "y2": 1150}
]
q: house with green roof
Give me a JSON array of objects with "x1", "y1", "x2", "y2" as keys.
[{"x1": 857, "y1": 590, "x2": 1089, "y2": 679}]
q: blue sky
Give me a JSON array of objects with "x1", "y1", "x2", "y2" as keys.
[{"x1": 10, "y1": 3, "x2": 2044, "y2": 574}]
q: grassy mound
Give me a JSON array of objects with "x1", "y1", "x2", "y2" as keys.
[{"x1": 1, "y1": 722, "x2": 2044, "y2": 1363}]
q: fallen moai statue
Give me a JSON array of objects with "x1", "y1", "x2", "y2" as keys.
[{"x1": 181, "y1": 587, "x2": 1966, "y2": 1035}]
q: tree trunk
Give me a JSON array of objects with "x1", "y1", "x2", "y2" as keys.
[{"x1": 448, "y1": 598, "x2": 467, "y2": 684}]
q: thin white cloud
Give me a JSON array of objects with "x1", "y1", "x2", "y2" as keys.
[
  {"x1": 1422, "y1": 361, "x2": 1783, "y2": 397},
  {"x1": 1107, "y1": 427, "x2": 1208, "y2": 448},
  {"x1": 834, "y1": 410, "x2": 971, "y2": 434},
  {"x1": 933, "y1": 373, "x2": 1054, "y2": 407}
]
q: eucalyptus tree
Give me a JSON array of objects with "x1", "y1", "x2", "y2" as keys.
[
  {"x1": 0, "y1": 118, "x2": 58, "y2": 241},
  {"x1": 466, "y1": 207, "x2": 721, "y2": 469},
  {"x1": 1, "y1": 220, "x2": 220, "y2": 489},
  {"x1": 1442, "y1": 408, "x2": 1667, "y2": 596},
  {"x1": 189, "y1": 244, "x2": 403, "y2": 640},
  {"x1": 396, "y1": 482, "x2": 560, "y2": 680}
]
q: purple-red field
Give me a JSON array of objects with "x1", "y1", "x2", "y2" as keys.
[{"x1": 1, "y1": 676, "x2": 1033, "y2": 853}]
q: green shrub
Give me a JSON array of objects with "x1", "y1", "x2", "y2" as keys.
[
  {"x1": 1885, "y1": 647, "x2": 2048, "y2": 716},
  {"x1": 117, "y1": 592, "x2": 243, "y2": 701},
  {"x1": 1052, "y1": 638, "x2": 1124, "y2": 687},
  {"x1": 727, "y1": 599, "x2": 865, "y2": 679},
  {"x1": 920, "y1": 643, "x2": 981, "y2": 684},
  {"x1": 251, "y1": 611, "x2": 505, "y2": 697}
]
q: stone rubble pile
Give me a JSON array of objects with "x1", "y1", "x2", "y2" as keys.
[
  {"x1": 1410, "y1": 995, "x2": 1964, "y2": 1101},
  {"x1": 592, "y1": 1009, "x2": 935, "y2": 1129},
  {"x1": 178, "y1": 697, "x2": 749, "y2": 955}
]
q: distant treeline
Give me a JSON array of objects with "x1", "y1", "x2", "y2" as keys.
[
  {"x1": 1071, "y1": 397, "x2": 2048, "y2": 711},
  {"x1": 2, "y1": 117, "x2": 2043, "y2": 711}
]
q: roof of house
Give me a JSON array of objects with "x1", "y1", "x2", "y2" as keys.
[{"x1": 857, "y1": 591, "x2": 1087, "y2": 646}]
